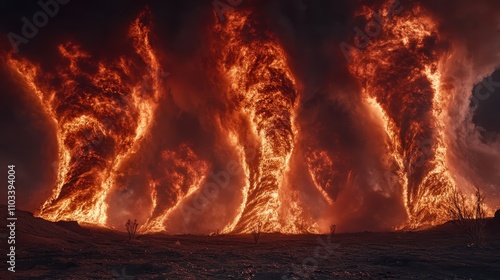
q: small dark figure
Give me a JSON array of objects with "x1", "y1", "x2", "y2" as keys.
[{"x1": 252, "y1": 222, "x2": 262, "y2": 244}]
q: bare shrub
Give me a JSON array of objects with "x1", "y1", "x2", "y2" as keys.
[
  {"x1": 448, "y1": 187, "x2": 487, "y2": 247},
  {"x1": 252, "y1": 222, "x2": 262, "y2": 244},
  {"x1": 330, "y1": 224, "x2": 336, "y2": 237},
  {"x1": 126, "y1": 219, "x2": 138, "y2": 240},
  {"x1": 297, "y1": 221, "x2": 309, "y2": 233}
]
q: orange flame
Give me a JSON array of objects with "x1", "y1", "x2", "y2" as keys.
[
  {"x1": 348, "y1": 3, "x2": 456, "y2": 228},
  {"x1": 214, "y1": 11, "x2": 316, "y2": 233},
  {"x1": 7, "y1": 3, "x2": 494, "y2": 234},
  {"x1": 7, "y1": 10, "x2": 162, "y2": 226},
  {"x1": 141, "y1": 144, "x2": 209, "y2": 233}
]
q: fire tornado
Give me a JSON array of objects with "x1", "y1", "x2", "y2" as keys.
[{"x1": 4, "y1": 1, "x2": 500, "y2": 233}]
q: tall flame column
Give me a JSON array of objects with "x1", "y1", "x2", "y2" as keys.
[
  {"x1": 347, "y1": 4, "x2": 456, "y2": 227},
  {"x1": 214, "y1": 11, "x2": 306, "y2": 233},
  {"x1": 7, "y1": 11, "x2": 162, "y2": 225}
]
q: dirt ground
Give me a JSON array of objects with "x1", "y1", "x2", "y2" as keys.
[{"x1": 2, "y1": 206, "x2": 500, "y2": 279}]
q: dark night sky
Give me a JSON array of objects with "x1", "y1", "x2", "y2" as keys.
[{"x1": 473, "y1": 70, "x2": 500, "y2": 134}]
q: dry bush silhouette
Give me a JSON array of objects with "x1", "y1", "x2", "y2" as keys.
[
  {"x1": 125, "y1": 219, "x2": 138, "y2": 240},
  {"x1": 330, "y1": 224, "x2": 336, "y2": 236},
  {"x1": 448, "y1": 187, "x2": 487, "y2": 247}
]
